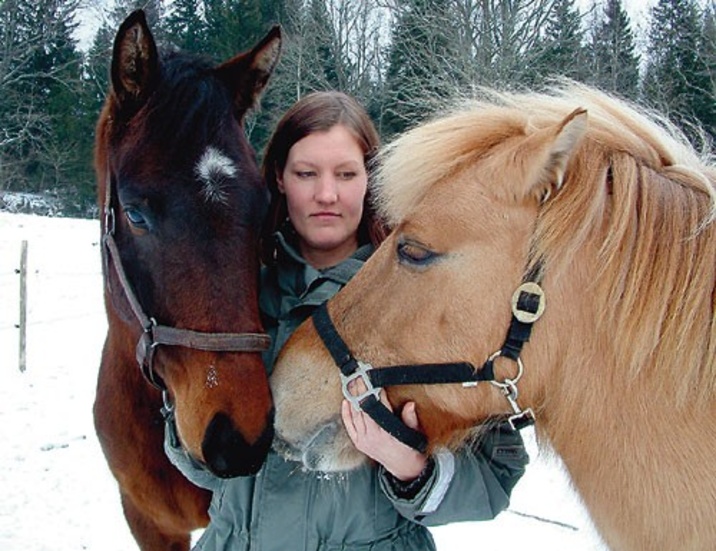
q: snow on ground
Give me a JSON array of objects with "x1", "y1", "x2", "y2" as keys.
[{"x1": 0, "y1": 212, "x2": 607, "y2": 550}]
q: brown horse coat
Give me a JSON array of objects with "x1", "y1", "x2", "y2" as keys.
[{"x1": 94, "y1": 11, "x2": 280, "y2": 551}]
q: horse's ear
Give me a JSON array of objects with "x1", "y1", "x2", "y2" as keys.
[
  {"x1": 110, "y1": 10, "x2": 159, "y2": 116},
  {"x1": 214, "y1": 26, "x2": 282, "y2": 121},
  {"x1": 523, "y1": 108, "x2": 588, "y2": 203}
]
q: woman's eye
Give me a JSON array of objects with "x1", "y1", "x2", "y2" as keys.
[
  {"x1": 124, "y1": 207, "x2": 147, "y2": 228},
  {"x1": 337, "y1": 171, "x2": 357, "y2": 180},
  {"x1": 295, "y1": 170, "x2": 315, "y2": 179},
  {"x1": 397, "y1": 239, "x2": 438, "y2": 266}
]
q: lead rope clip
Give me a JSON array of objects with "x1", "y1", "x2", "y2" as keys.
[{"x1": 501, "y1": 380, "x2": 535, "y2": 431}]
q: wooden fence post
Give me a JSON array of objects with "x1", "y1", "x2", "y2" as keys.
[{"x1": 18, "y1": 240, "x2": 27, "y2": 373}]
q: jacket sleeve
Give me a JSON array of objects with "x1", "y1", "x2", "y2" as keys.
[
  {"x1": 163, "y1": 415, "x2": 223, "y2": 492},
  {"x1": 378, "y1": 422, "x2": 529, "y2": 526}
]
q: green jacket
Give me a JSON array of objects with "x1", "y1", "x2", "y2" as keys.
[{"x1": 165, "y1": 232, "x2": 529, "y2": 551}]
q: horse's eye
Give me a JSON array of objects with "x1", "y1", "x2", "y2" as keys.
[
  {"x1": 124, "y1": 207, "x2": 148, "y2": 229},
  {"x1": 397, "y1": 239, "x2": 438, "y2": 267}
]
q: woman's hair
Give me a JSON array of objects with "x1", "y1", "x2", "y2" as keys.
[{"x1": 260, "y1": 91, "x2": 388, "y2": 265}]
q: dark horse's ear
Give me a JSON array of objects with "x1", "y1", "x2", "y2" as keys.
[
  {"x1": 110, "y1": 10, "x2": 159, "y2": 117},
  {"x1": 214, "y1": 26, "x2": 282, "y2": 122}
]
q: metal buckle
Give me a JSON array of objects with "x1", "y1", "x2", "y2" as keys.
[
  {"x1": 104, "y1": 206, "x2": 116, "y2": 237},
  {"x1": 340, "y1": 361, "x2": 382, "y2": 411},
  {"x1": 511, "y1": 282, "x2": 545, "y2": 323},
  {"x1": 136, "y1": 319, "x2": 165, "y2": 391}
]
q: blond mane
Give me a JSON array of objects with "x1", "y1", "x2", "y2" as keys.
[{"x1": 375, "y1": 82, "x2": 716, "y2": 404}]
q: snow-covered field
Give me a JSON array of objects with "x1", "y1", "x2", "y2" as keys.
[{"x1": 0, "y1": 212, "x2": 607, "y2": 550}]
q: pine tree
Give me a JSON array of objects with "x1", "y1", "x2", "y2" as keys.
[
  {"x1": 165, "y1": 0, "x2": 207, "y2": 53},
  {"x1": 695, "y1": 3, "x2": 716, "y2": 138},
  {"x1": 586, "y1": 0, "x2": 640, "y2": 97},
  {"x1": 382, "y1": 0, "x2": 455, "y2": 137},
  {"x1": 530, "y1": 0, "x2": 588, "y2": 86},
  {"x1": 204, "y1": 0, "x2": 265, "y2": 60},
  {"x1": 642, "y1": 0, "x2": 715, "y2": 141},
  {"x1": 0, "y1": 0, "x2": 91, "y2": 211},
  {"x1": 44, "y1": 2, "x2": 96, "y2": 213}
]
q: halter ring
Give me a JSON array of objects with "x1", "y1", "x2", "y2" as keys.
[{"x1": 486, "y1": 349, "x2": 525, "y2": 389}]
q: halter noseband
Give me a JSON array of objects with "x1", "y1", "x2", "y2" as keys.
[
  {"x1": 102, "y1": 170, "x2": 271, "y2": 392},
  {"x1": 312, "y1": 263, "x2": 545, "y2": 454}
]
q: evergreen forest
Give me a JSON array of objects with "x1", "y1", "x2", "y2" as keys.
[{"x1": 2, "y1": 0, "x2": 715, "y2": 217}]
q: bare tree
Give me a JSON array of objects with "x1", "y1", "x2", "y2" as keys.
[
  {"x1": 0, "y1": 0, "x2": 82, "y2": 193},
  {"x1": 378, "y1": 0, "x2": 561, "y2": 135}
]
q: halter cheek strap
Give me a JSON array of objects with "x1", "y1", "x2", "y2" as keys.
[
  {"x1": 311, "y1": 264, "x2": 545, "y2": 453},
  {"x1": 312, "y1": 304, "x2": 432, "y2": 453},
  {"x1": 102, "y1": 168, "x2": 271, "y2": 392}
]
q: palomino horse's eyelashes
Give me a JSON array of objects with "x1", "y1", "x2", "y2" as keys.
[{"x1": 396, "y1": 237, "x2": 441, "y2": 268}]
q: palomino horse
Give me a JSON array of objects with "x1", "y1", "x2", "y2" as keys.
[
  {"x1": 94, "y1": 11, "x2": 280, "y2": 551},
  {"x1": 271, "y1": 83, "x2": 716, "y2": 551}
]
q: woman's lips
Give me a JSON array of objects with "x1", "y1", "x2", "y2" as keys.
[{"x1": 311, "y1": 212, "x2": 341, "y2": 219}]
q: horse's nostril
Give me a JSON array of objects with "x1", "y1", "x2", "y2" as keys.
[{"x1": 202, "y1": 410, "x2": 274, "y2": 478}]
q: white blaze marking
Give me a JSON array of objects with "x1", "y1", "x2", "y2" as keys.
[{"x1": 196, "y1": 146, "x2": 237, "y2": 205}]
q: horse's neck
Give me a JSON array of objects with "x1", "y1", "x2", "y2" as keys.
[
  {"x1": 539, "y1": 361, "x2": 716, "y2": 551},
  {"x1": 524, "y1": 235, "x2": 716, "y2": 549}
]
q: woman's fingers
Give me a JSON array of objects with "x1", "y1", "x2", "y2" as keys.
[{"x1": 401, "y1": 402, "x2": 419, "y2": 429}]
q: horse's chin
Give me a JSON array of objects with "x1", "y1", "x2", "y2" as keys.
[{"x1": 273, "y1": 418, "x2": 367, "y2": 472}]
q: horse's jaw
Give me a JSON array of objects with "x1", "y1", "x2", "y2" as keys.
[
  {"x1": 272, "y1": 416, "x2": 367, "y2": 472},
  {"x1": 271, "y1": 325, "x2": 369, "y2": 472}
]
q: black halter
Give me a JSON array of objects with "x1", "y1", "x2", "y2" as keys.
[
  {"x1": 311, "y1": 263, "x2": 545, "y2": 454},
  {"x1": 102, "y1": 169, "x2": 271, "y2": 392}
]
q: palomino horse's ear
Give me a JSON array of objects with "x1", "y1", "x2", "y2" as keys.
[
  {"x1": 110, "y1": 10, "x2": 159, "y2": 116},
  {"x1": 214, "y1": 27, "x2": 282, "y2": 122},
  {"x1": 524, "y1": 108, "x2": 588, "y2": 203}
]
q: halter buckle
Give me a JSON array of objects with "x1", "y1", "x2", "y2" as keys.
[
  {"x1": 511, "y1": 282, "x2": 545, "y2": 323},
  {"x1": 136, "y1": 319, "x2": 166, "y2": 391},
  {"x1": 340, "y1": 361, "x2": 382, "y2": 411},
  {"x1": 104, "y1": 206, "x2": 116, "y2": 237}
]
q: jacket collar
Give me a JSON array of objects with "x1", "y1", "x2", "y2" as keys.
[{"x1": 274, "y1": 229, "x2": 374, "y2": 286}]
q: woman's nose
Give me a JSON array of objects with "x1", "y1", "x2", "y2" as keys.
[{"x1": 314, "y1": 176, "x2": 338, "y2": 203}]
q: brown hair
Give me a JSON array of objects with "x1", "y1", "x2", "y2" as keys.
[{"x1": 260, "y1": 91, "x2": 388, "y2": 265}]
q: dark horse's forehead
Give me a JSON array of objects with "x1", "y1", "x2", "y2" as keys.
[
  {"x1": 140, "y1": 55, "x2": 234, "y2": 153},
  {"x1": 113, "y1": 52, "x2": 263, "y2": 211}
]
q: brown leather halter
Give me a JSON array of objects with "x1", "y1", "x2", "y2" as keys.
[{"x1": 102, "y1": 170, "x2": 271, "y2": 391}]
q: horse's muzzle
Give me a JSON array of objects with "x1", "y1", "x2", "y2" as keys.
[{"x1": 202, "y1": 410, "x2": 274, "y2": 477}]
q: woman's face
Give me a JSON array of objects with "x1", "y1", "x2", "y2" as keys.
[{"x1": 278, "y1": 124, "x2": 368, "y2": 269}]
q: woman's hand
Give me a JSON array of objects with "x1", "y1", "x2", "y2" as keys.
[{"x1": 341, "y1": 391, "x2": 428, "y2": 481}]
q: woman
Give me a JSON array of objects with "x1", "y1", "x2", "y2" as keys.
[{"x1": 165, "y1": 91, "x2": 529, "y2": 550}]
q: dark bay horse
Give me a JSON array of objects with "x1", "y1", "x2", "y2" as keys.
[{"x1": 93, "y1": 11, "x2": 280, "y2": 550}]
